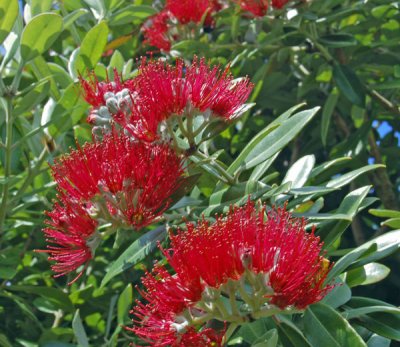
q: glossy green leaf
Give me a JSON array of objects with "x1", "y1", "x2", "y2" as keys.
[
  {"x1": 230, "y1": 107, "x2": 320, "y2": 173},
  {"x1": 346, "y1": 297, "x2": 400, "y2": 340},
  {"x1": 282, "y1": 155, "x2": 315, "y2": 188},
  {"x1": 345, "y1": 262, "x2": 390, "y2": 287},
  {"x1": 303, "y1": 303, "x2": 366, "y2": 347},
  {"x1": 14, "y1": 79, "x2": 50, "y2": 116},
  {"x1": 117, "y1": 284, "x2": 132, "y2": 325},
  {"x1": 328, "y1": 229, "x2": 400, "y2": 281},
  {"x1": 252, "y1": 329, "x2": 279, "y2": 347},
  {"x1": 109, "y1": 5, "x2": 157, "y2": 25},
  {"x1": 276, "y1": 318, "x2": 312, "y2": 347},
  {"x1": 321, "y1": 278, "x2": 352, "y2": 308},
  {"x1": 382, "y1": 217, "x2": 400, "y2": 229},
  {"x1": 63, "y1": 9, "x2": 89, "y2": 29},
  {"x1": 20, "y1": 13, "x2": 63, "y2": 62},
  {"x1": 7, "y1": 285, "x2": 74, "y2": 312},
  {"x1": 318, "y1": 186, "x2": 370, "y2": 247},
  {"x1": 0, "y1": 0, "x2": 19, "y2": 45},
  {"x1": 366, "y1": 335, "x2": 391, "y2": 347},
  {"x1": 319, "y1": 34, "x2": 358, "y2": 47},
  {"x1": 75, "y1": 21, "x2": 109, "y2": 73},
  {"x1": 0, "y1": 334, "x2": 12, "y2": 347},
  {"x1": 342, "y1": 305, "x2": 400, "y2": 320},
  {"x1": 321, "y1": 88, "x2": 339, "y2": 146},
  {"x1": 326, "y1": 164, "x2": 384, "y2": 188},
  {"x1": 227, "y1": 103, "x2": 306, "y2": 174},
  {"x1": 101, "y1": 226, "x2": 166, "y2": 287},
  {"x1": 72, "y1": 310, "x2": 89, "y2": 347},
  {"x1": 333, "y1": 64, "x2": 365, "y2": 107},
  {"x1": 369, "y1": 209, "x2": 400, "y2": 218},
  {"x1": 310, "y1": 157, "x2": 351, "y2": 179}
]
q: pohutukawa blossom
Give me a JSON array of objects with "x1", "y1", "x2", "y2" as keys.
[
  {"x1": 38, "y1": 196, "x2": 99, "y2": 284},
  {"x1": 142, "y1": 11, "x2": 172, "y2": 52},
  {"x1": 79, "y1": 58, "x2": 252, "y2": 144},
  {"x1": 79, "y1": 70, "x2": 135, "y2": 111},
  {"x1": 238, "y1": 0, "x2": 269, "y2": 17},
  {"x1": 79, "y1": 71, "x2": 136, "y2": 138},
  {"x1": 166, "y1": 0, "x2": 216, "y2": 25},
  {"x1": 50, "y1": 133, "x2": 185, "y2": 229},
  {"x1": 129, "y1": 201, "x2": 334, "y2": 345},
  {"x1": 127, "y1": 57, "x2": 253, "y2": 141},
  {"x1": 272, "y1": 0, "x2": 290, "y2": 9}
]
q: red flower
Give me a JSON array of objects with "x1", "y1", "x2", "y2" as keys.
[
  {"x1": 166, "y1": 0, "x2": 215, "y2": 24},
  {"x1": 79, "y1": 70, "x2": 135, "y2": 111},
  {"x1": 50, "y1": 133, "x2": 185, "y2": 229},
  {"x1": 128, "y1": 57, "x2": 253, "y2": 139},
  {"x1": 166, "y1": 202, "x2": 333, "y2": 309},
  {"x1": 142, "y1": 11, "x2": 172, "y2": 52},
  {"x1": 238, "y1": 0, "x2": 269, "y2": 17},
  {"x1": 129, "y1": 201, "x2": 333, "y2": 345},
  {"x1": 38, "y1": 196, "x2": 98, "y2": 284},
  {"x1": 130, "y1": 305, "x2": 224, "y2": 346},
  {"x1": 272, "y1": 0, "x2": 290, "y2": 9}
]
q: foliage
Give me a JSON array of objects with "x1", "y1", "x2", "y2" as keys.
[{"x1": 0, "y1": 0, "x2": 399, "y2": 346}]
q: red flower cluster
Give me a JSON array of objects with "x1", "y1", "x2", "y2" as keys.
[
  {"x1": 166, "y1": 0, "x2": 215, "y2": 24},
  {"x1": 80, "y1": 58, "x2": 253, "y2": 142},
  {"x1": 129, "y1": 201, "x2": 333, "y2": 345},
  {"x1": 238, "y1": 0, "x2": 269, "y2": 17},
  {"x1": 237, "y1": 0, "x2": 290, "y2": 17},
  {"x1": 40, "y1": 132, "x2": 185, "y2": 282},
  {"x1": 272, "y1": 0, "x2": 291, "y2": 9},
  {"x1": 141, "y1": 0, "x2": 222, "y2": 51},
  {"x1": 51, "y1": 133, "x2": 184, "y2": 229},
  {"x1": 39, "y1": 196, "x2": 98, "y2": 284},
  {"x1": 142, "y1": 11, "x2": 172, "y2": 52}
]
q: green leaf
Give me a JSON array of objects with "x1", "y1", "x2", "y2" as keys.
[
  {"x1": 346, "y1": 297, "x2": 400, "y2": 340},
  {"x1": 276, "y1": 318, "x2": 312, "y2": 347},
  {"x1": 63, "y1": 9, "x2": 89, "y2": 29},
  {"x1": 0, "y1": 0, "x2": 19, "y2": 45},
  {"x1": 14, "y1": 79, "x2": 50, "y2": 116},
  {"x1": 326, "y1": 164, "x2": 384, "y2": 188},
  {"x1": 7, "y1": 285, "x2": 74, "y2": 312},
  {"x1": 382, "y1": 217, "x2": 400, "y2": 229},
  {"x1": 342, "y1": 306, "x2": 400, "y2": 320},
  {"x1": 252, "y1": 329, "x2": 279, "y2": 347},
  {"x1": 0, "y1": 334, "x2": 12, "y2": 347},
  {"x1": 321, "y1": 278, "x2": 351, "y2": 308},
  {"x1": 303, "y1": 303, "x2": 366, "y2": 347},
  {"x1": 282, "y1": 155, "x2": 315, "y2": 189},
  {"x1": 333, "y1": 64, "x2": 365, "y2": 107},
  {"x1": 310, "y1": 157, "x2": 351, "y2": 179},
  {"x1": 117, "y1": 284, "x2": 132, "y2": 325},
  {"x1": 227, "y1": 103, "x2": 306, "y2": 174},
  {"x1": 75, "y1": 21, "x2": 109, "y2": 73},
  {"x1": 237, "y1": 320, "x2": 270, "y2": 344},
  {"x1": 72, "y1": 310, "x2": 89, "y2": 347},
  {"x1": 319, "y1": 34, "x2": 358, "y2": 47},
  {"x1": 327, "y1": 229, "x2": 400, "y2": 281},
  {"x1": 321, "y1": 88, "x2": 339, "y2": 146},
  {"x1": 21, "y1": 13, "x2": 63, "y2": 62},
  {"x1": 345, "y1": 262, "x2": 390, "y2": 287},
  {"x1": 367, "y1": 335, "x2": 390, "y2": 347},
  {"x1": 230, "y1": 107, "x2": 320, "y2": 173},
  {"x1": 369, "y1": 209, "x2": 400, "y2": 218},
  {"x1": 101, "y1": 226, "x2": 166, "y2": 287},
  {"x1": 318, "y1": 186, "x2": 370, "y2": 247},
  {"x1": 109, "y1": 5, "x2": 157, "y2": 25}
]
